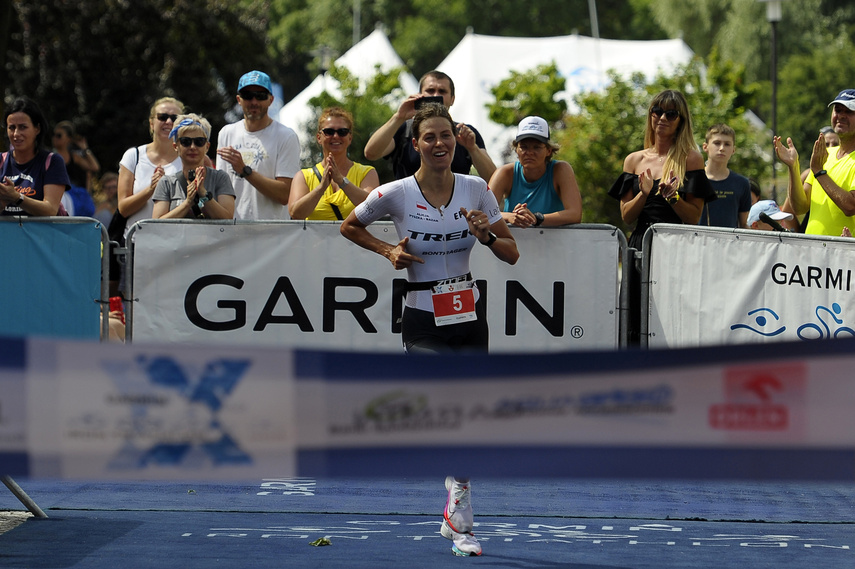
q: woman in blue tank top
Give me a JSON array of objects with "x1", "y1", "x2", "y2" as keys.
[{"x1": 489, "y1": 116, "x2": 582, "y2": 228}]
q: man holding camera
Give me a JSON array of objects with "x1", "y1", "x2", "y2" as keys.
[{"x1": 364, "y1": 70, "x2": 496, "y2": 181}]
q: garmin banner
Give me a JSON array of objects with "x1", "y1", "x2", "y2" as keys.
[
  {"x1": 646, "y1": 225, "x2": 855, "y2": 348},
  {"x1": 129, "y1": 221, "x2": 623, "y2": 352}
]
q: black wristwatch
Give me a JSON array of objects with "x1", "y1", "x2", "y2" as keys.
[
  {"x1": 814, "y1": 169, "x2": 828, "y2": 178},
  {"x1": 239, "y1": 165, "x2": 252, "y2": 178},
  {"x1": 13, "y1": 194, "x2": 24, "y2": 207},
  {"x1": 533, "y1": 211, "x2": 544, "y2": 226},
  {"x1": 480, "y1": 231, "x2": 497, "y2": 247}
]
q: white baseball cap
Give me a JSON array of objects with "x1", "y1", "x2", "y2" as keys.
[
  {"x1": 748, "y1": 200, "x2": 793, "y2": 226},
  {"x1": 515, "y1": 116, "x2": 550, "y2": 144}
]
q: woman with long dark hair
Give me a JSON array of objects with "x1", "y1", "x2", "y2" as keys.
[{"x1": 1, "y1": 97, "x2": 70, "y2": 216}]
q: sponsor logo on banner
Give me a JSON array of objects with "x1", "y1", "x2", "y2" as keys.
[
  {"x1": 731, "y1": 301, "x2": 855, "y2": 341},
  {"x1": 328, "y1": 384, "x2": 674, "y2": 436},
  {"x1": 66, "y1": 356, "x2": 257, "y2": 468},
  {"x1": 708, "y1": 364, "x2": 806, "y2": 439}
]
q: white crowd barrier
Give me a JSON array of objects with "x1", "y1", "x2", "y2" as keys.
[
  {"x1": 0, "y1": 217, "x2": 108, "y2": 340},
  {"x1": 642, "y1": 224, "x2": 855, "y2": 348},
  {"x1": 126, "y1": 221, "x2": 627, "y2": 352}
]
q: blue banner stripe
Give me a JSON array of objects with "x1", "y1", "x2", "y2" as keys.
[
  {"x1": 297, "y1": 446, "x2": 855, "y2": 481},
  {"x1": 294, "y1": 336, "x2": 855, "y2": 381},
  {"x1": 0, "y1": 336, "x2": 26, "y2": 369}
]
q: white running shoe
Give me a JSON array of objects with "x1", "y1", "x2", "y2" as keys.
[
  {"x1": 441, "y1": 519, "x2": 482, "y2": 556},
  {"x1": 442, "y1": 476, "x2": 481, "y2": 556}
]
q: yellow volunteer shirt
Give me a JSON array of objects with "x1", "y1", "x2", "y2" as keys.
[{"x1": 805, "y1": 146, "x2": 855, "y2": 236}]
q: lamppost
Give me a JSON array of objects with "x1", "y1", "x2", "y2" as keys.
[{"x1": 760, "y1": 0, "x2": 787, "y2": 202}]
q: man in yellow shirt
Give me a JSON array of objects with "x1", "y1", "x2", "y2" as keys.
[{"x1": 774, "y1": 89, "x2": 855, "y2": 236}]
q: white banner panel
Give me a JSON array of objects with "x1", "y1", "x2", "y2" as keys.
[
  {"x1": 130, "y1": 221, "x2": 622, "y2": 352},
  {"x1": 25, "y1": 339, "x2": 296, "y2": 480},
  {"x1": 647, "y1": 225, "x2": 855, "y2": 347},
  {"x1": 296, "y1": 357, "x2": 855, "y2": 450}
]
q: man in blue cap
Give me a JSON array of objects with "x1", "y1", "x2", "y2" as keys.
[
  {"x1": 216, "y1": 70, "x2": 301, "y2": 220},
  {"x1": 775, "y1": 89, "x2": 855, "y2": 236}
]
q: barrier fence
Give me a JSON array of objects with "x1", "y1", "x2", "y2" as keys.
[
  {"x1": 642, "y1": 224, "x2": 855, "y2": 348},
  {"x1": 126, "y1": 221, "x2": 628, "y2": 352},
  {"x1": 0, "y1": 217, "x2": 108, "y2": 341}
]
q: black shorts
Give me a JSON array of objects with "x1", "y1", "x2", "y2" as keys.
[{"x1": 401, "y1": 303, "x2": 489, "y2": 354}]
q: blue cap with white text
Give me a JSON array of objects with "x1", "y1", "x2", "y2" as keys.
[{"x1": 238, "y1": 70, "x2": 272, "y2": 93}]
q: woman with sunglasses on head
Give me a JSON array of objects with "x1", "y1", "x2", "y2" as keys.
[
  {"x1": 117, "y1": 97, "x2": 185, "y2": 236},
  {"x1": 1, "y1": 97, "x2": 70, "y2": 216},
  {"x1": 608, "y1": 90, "x2": 715, "y2": 250},
  {"x1": 152, "y1": 115, "x2": 235, "y2": 220},
  {"x1": 288, "y1": 107, "x2": 378, "y2": 220}
]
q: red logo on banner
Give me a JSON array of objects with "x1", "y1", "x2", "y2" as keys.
[{"x1": 709, "y1": 365, "x2": 806, "y2": 434}]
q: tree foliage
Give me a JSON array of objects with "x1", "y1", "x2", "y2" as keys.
[
  {"x1": 306, "y1": 64, "x2": 403, "y2": 181},
  {"x1": 487, "y1": 63, "x2": 568, "y2": 127},
  {"x1": 775, "y1": 34, "x2": 855, "y2": 166},
  {"x1": 3, "y1": 0, "x2": 271, "y2": 171}
]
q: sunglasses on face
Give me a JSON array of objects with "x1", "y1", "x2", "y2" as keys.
[
  {"x1": 321, "y1": 127, "x2": 351, "y2": 137},
  {"x1": 178, "y1": 137, "x2": 207, "y2": 148},
  {"x1": 651, "y1": 107, "x2": 680, "y2": 121},
  {"x1": 239, "y1": 90, "x2": 270, "y2": 101},
  {"x1": 156, "y1": 113, "x2": 178, "y2": 123}
]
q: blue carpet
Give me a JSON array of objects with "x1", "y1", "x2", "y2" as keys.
[
  {"x1": 1, "y1": 478, "x2": 853, "y2": 568},
  {"x1": 2, "y1": 510, "x2": 853, "y2": 569}
]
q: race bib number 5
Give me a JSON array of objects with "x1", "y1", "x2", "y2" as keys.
[{"x1": 431, "y1": 280, "x2": 477, "y2": 326}]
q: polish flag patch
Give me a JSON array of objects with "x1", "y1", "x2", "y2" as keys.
[{"x1": 416, "y1": 203, "x2": 427, "y2": 210}]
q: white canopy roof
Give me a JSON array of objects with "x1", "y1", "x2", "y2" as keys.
[
  {"x1": 277, "y1": 29, "x2": 419, "y2": 160},
  {"x1": 437, "y1": 33, "x2": 696, "y2": 163}
]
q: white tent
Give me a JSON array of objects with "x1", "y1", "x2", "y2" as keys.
[
  {"x1": 277, "y1": 29, "x2": 419, "y2": 161},
  {"x1": 436, "y1": 33, "x2": 696, "y2": 163}
]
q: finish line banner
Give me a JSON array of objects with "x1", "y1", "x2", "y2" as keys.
[
  {"x1": 129, "y1": 221, "x2": 623, "y2": 352},
  {"x1": 4, "y1": 336, "x2": 855, "y2": 480},
  {"x1": 646, "y1": 225, "x2": 855, "y2": 348}
]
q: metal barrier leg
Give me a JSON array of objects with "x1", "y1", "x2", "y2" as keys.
[{"x1": 1, "y1": 476, "x2": 48, "y2": 518}]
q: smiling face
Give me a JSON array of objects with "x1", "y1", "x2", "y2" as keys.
[
  {"x1": 413, "y1": 116, "x2": 456, "y2": 170},
  {"x1": 150, "y1": 102, "x2": 182, "y2": 142},
  {"x1": 6, "y1": 112, "x2": 39, "y2": 154},
  {"x1": 317, "y1": 116, "x2": 353, "y2": 155},
  {"x1": 831, "y1": 103, "x2": 855, "y2": 141}
]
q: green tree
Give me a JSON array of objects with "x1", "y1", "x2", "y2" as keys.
[
  {"x1": 486, "y1": 63, "x2": 567, "y2": 127},
  {"x1": 4, "y1": 0, "x2": 271, "y2": 170},
  {"x1": 555, "y1": 56, "x2": 766, "y2": 230},
  {"x1": 775, "y1": 34, "x2": 855, "y2": 167},
  {"x1": 305, "y1": 65, "x2": 404, "y2": 182}
]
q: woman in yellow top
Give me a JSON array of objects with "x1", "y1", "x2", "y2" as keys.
[{"x1": 289, "y1": 107, "x2": 379, "y2": 220}]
